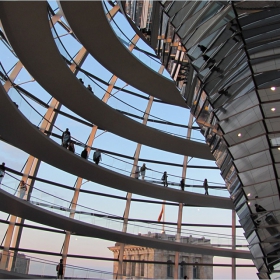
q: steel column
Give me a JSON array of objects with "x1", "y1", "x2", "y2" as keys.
[
  {"x1": 0, "y1": 60, "x2": 26, "y2": 270},
  {"x1": 106, "y1": 5, "x2": 120, "y2": 21},
  {"x1": 174, "y1": 113, "x2": 193, "y2": 279},
  {"x1": 1, "y1": 44, "x2": 88, "y2": 271},
  {"x1": 62, "y1": 8, "x2": 127, "y2": 275},
  {"x1": 232, "y1": 209, "x2": 236, "y2": 279},
  {"x1": 116, "y1": 63, "x2": 165, "y2": 280},
  {"x1": 3, "y1": 61, "x2": 23, "y2": 91}
]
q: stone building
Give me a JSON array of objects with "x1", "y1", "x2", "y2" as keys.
[
  {"x1": 0, "y1": 252, "x2": 30, "y2": 274},
  {"x1": 108, "y1": 232, "x2": 213, "y2": 279}
]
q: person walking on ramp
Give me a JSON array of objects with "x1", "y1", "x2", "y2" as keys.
[{"x1": 93, "y1": 149, "x2": 102, "y2": 165}]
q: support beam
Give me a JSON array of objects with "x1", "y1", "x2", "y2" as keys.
[
  {"x1": 174, "y1": 113, "x2": 194, "y2": 279},
  {"x1": 106, "y1": 4, "x2": 120, "y2": 21},
  {"x1": 62, "y1": 7, "x2": 124, "y2": 276},
  {"x1": 3, "y1": 61, "x2": 23, "y2": 91},
  {"x1": 196, "y1": 119, "x2": 222, "y2": 136},
  {"x1": 232, "y1": 210, "x2": 236, "y2": 279},
  {"x1": 61, "y1": 70, "x2": 112, "y2": 273},
  {"x1": 116, "y1": 61, "x2": 164, "y2": 280},
  {"x1": 1, "y1": 42, "x2": 88, "y2": 271},
  {"x1": 0, "y1": 60, "x2": 26, "y2": 270}
]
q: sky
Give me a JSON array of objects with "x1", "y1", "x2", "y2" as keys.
[{"x1": 0, "y1": 1, "x2": 258, "y2": 279}]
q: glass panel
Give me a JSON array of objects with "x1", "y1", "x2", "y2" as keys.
[{"x1": 249, "y1": 243, "x2": 264, "y2": 259}]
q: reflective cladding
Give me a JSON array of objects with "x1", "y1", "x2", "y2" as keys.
[
  {"x1": 246, "y1": 228, "x2": 261, "y2": 245},
  {"x1": 213, "y1": 140, "x2": 227, "y2": 168},
  {"x1": 248, "y1": 39, "x2": 280, "y2": 58},
  {"x1": 161, "y1": 12, "x2": 169, "y2": 37},
  {"x1": 235, "y1": 195, "x2": 251, "y2": 221},
  {"x1": 268, "y1": 260, "x2": 280, "y2": 276},
  {"x1": 228, "y1": 176, "x2": 241, "y2": 196},
  {"x1": 262, "y1": 101, "x2": 280, "y2": 118},
  {"x1": 216, "y1": 89, "x2": 259, "y2": 121},
  {"x1": 240, "y1": 165, "x2": 276, "y2": 187},
  {"x1": 255, "y1": 70, "x2": 280, "y2": 89},
  {"x1": 269, "y1": 133, "x2": 280, "y2": 147},
  {"x1": 223, "y1": 164, "x2": 236, "y2": 184},
  {"x1": 266, "y1": 118, "x2": 280, "y2": 133},
  {"x1": 253, "y1": 258, "x2": 269, "y2": 272},
  {"x1": 192, "y1": 0, "x2": 209, "y2": 15},
  {"x1": 249, "y1": 243, "x2": 265, "y2": 259},
  {"x1": 224, "y1": 121, "x2": 266, "y2": 146},
  {"x1": 234, "y1": 1, "x2": 280, "y2": 17},
  {"x1": 239, "y1": 215, "x2": 255, "y2": 235},
  {"x1": 268, "y1": 209, "x2": 280, "y2": 223},
  {"x1": 257, "y1": 272, "x2": 270, "y2": 279},
  {"x1": 204, "y1": 40, "x2": 242, "y2": 73},
  {"x1": 220, "y1": 104, "x2": 263, "y2": 135},
  {"x1": 166, "y1": 1, "x2": 186, "y2": 18},
  {"x1": 198, "y1": 2, "x2": 225, "y2": 28},
  {"x1": 245, "y1": 28, "x2": 280, "y2": 47},
  {"x1": 272, "y1": 148, "x2": 280, "y2": 163},
  {"x1": 236, "y1": 199, "x2": 249, "y2": 220},
  {"x1": 234, "y1": 150, "x2": 272, "y2": 173},
  {"x1": 212, "y1": 78, "x2": 254, "y2": 109},
  {"x1": 245, "y1": 180, "x2": 278, "y2": 200},
  {"x1": 190, "y1": 29, "x2": 221, "y2": 58},
  {"x1": 204, "y1": 62, "x2": 250, "y2": 97},
  {"x1": 124, "y1": 0, "x2": 280, "y2": 275},
  {"x1": 177, "y1": 2, "x2": 212, "y2": 40},
  {"x1": 229, "y1": 135, "x2": 269, "y2": 160},
  {"x1": 124, "y1": 1, "x2": 153, "y2": 29},
  {"x1": 265, "y1": 118, "x2": 279, "y2": 135},
  {"x1": 170, "y1": 2, "x2": 193, "y2": 27},
  {"x1": 183, "y1": 7, "x2": 235, "y2": 49}
]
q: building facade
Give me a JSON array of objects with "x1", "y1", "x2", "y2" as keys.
[
  {"x1": 0, "y1": 253, "x2": 30, "y2": 274},
  {"x1": 109, "y1": 233, "x2": 213, "y2": 279}
]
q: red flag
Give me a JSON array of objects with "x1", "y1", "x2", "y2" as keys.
[{"x1": 158, "y1": 205, "x2": 164, "y2": 222}]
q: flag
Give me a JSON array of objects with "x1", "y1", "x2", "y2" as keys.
[{"x1": 158, "y1": 205, "x2": 164, "y2": 222}]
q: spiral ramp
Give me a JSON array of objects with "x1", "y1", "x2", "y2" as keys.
[{"x1": 0, "y1": 1, "x2": 255, "y2": 279}]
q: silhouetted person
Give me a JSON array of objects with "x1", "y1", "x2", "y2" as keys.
[
  {"x1": 19, "y1": 180, "x2": 27, "y2": 199},
  {"x1": 87, "y1": 85, "x2": 93, "y2": 93},
  {"x1": 81, "y1": 148, "x2": 88, "y2": 159},
  {"x1": 140, "y1": 163, "x2": 147, "y2": 180},
  {"x1": 180, "y1": 178, "x2": 185, "y2": 191},
  {"x1": 68, "y1": 141, "x2": 75, "y2": 153},
  {"x1": 140, "y1": 28, "x2": 147, "y2": 35},
  {"x1": 62, "y1": 128, "x2": 71, "y2": 148},
  {"x1": 13, "y1": 102, "x2": 18, "y2": 108},
  {"x1": 93, "y1": 149, "x2": 102, "y2": 165},
  {"x1": 254, "y1": 204, "x2": 267, "y2": 226},
  {"x1": 184, "y1": 276, "x2": 189, "y2": 279},
  {"x1": 0, "y1": 162, "x2": 5, "y2": 185},
  {"x1": 56, "y1": 258, "x2": 63, "y2": 279},
  {"x1": 79, "y1": 78, "x2": 84, "y2": 85},
  {"x1": 135, "y1": 166, "x2": 140, "y2": 179},
  {"x1": 255, "y1": 204, "x2": 266, "y2": 213},
  {"x1": 198, "y1": 44, "x2": 207, "y2": 52},
  {"x1": 211, "y1": 65, "x2": 223, "y2": 73},
  {"x1": 162, "y1": 171, "x2": 168, "y2": 187},
  {"x1": 202, "y1": 54, "x2": 215, "y2": 63},
  {"x1": 203, "y1": 178, "x2": 209, "y2": 195}
]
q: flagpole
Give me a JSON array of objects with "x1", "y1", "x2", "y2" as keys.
[{"x1": 162, "y1": 201, "x2": 165, "y2": 233}]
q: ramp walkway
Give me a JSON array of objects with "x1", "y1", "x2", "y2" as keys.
[
  {"x1": 0, "y1": 1, "x2": 213, "y2": 160},
  {"x1": 0, "y1": 190, "x2": 251, "y2": 259},
  {"x1": 0, "y1": 82, "x2": 231, "y2": 209},
  {"x1": 59, "y1": 1, "x2": 186, "y2": 108}
]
